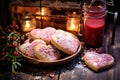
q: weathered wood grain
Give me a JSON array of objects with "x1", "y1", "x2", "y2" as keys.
[{"x1": 11, "y1": 62, "x2": 60, "y2": 80}]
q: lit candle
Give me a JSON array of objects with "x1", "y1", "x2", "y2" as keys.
[
  {"x1": 22, "y1": 21, "x2": 31, "y2": 32},
  {"x1": 41, "y1": 8, "x2": 45, "y2": 15}
]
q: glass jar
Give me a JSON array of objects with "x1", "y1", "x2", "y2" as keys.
[
  {"x1": 21, "y1": 14, "x2": 36, "y2": 32},
  {"x1": 66, "y1": 12, "x2": 80, "y2": 35},
  {"x1": 83, "y1": 0, "x2": 107, "y2": 48}
]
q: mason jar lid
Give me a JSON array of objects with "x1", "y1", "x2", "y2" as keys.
[
  {"x1": 83, "y1": 0, "x2": 107, "y2": 18},
  {"x1": 83, "y1": 0, "x2": 106, "y2": 13}
]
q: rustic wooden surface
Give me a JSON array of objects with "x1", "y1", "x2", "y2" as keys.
[{"x1": 0, "y1": 25, "x2": 120, "y2": 80}]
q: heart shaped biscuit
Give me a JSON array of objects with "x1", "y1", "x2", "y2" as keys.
[
  {"x1": 83, "y1": 51, "x2": 114, "y2": 72},
  {"x1": 51, "y1": 30, "x2": 80, "y2": 55},
  {"x1": 34, "y1": 44, "x2": 61, "y2": 61}
]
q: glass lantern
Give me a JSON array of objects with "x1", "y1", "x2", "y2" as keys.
[
  {"x1": 21, "y1": 14, "x2": 36, "y2": 32},
  {"x1": 66, "y1": 12, "x2": 80, "y2": 35}
]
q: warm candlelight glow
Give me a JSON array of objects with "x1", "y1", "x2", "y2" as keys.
[
  {"x1": 22, "y1": 15, "x2": 36, "y2": 32},
  {"x1": 70, "y1": 18, "x2": 77, "y2": 31},
  {"x1": 66, "y1": 18, "x2": 79, "y2": 32},
  {"x1": 23, "y1": 21, "x2": 31, "y2": 32},
  {"x1": 36, "y1": 8, "x2": 51, "y2": 28},
  {"x1": 41, "y1": 8, "x2": 45, "y2": 15},
  {"x1": 66, "y1": 12, "x2": 80, "y2": 34},
  {"x1": 26, "y1": 21, "x2": 30, "y2": 28},
  {"x1": 36, "y1": 8, "x2": 50, "y2": 20}
]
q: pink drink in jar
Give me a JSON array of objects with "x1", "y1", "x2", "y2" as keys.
[{"x1": 84, "y1": 0, "x2": 106, "y2": 48}]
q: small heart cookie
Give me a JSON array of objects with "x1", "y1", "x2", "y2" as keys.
[
  {"x1": 83, "y1": 51, "x2": 114, "y2": 72},
  {"x1": 29, "y1": 27, "x2": 56, "y2": 44},
  {"x1": 19, "y1": 39, "x2": 46, "y2": 58},
  {"x1": 34, "y1": 44, "x2": 61, "y2": 61},
  {"x1": 51, "y1": 30, "x2": 80, "y2": 55}
]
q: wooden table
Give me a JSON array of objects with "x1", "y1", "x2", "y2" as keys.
[{"x1": 0, "y1": 25, "x2": 120, "y2": 80}]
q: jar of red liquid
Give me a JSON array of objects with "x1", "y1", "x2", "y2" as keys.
[{"x1": 83, "y1": 0, "x2": 107, "y2": 48}]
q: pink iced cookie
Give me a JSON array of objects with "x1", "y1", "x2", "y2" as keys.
[
  {"x1": 31, "y1": 39, "x2": 46, "y2": 47},
  {"x1": 51, "y1": 30, "x2": 80, "y2": 55},
  {"x1": 29, "y1": 29, "x2": 43, "y2": 39},
  {"x1": 83, "y1": 51, "x2": 114, "y2": 72},
  {"x1": 41, "y1": 27, "x2": 56, "y2": 44},
  {"x1": 34, "y1": 44, "x2": 60, "y2": 61},
  {"x1": 19, "y1": 43, "x2": 35, "y2": 58},
  {"x1": 19, "y1": 39, "x2": 46, "y2": 58},
  {"x1": 29, "y1": 27, "x2": 56, "y2": 44}
]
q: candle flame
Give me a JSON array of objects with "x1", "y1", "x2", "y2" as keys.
[
  {"x1": 66, "y1": 18, "x2": 79, "y2": 32},
  {"x1": 25, "y1": 21, "x2": 30, "y2": 28},
  {"x1": 41, "y1": 8, "x2": 45, "y2": 15},
  {"x1": 70, "y1": 18, "x2": 76, "y2": 28},
  {"x1": 23, "y1": 21, "x2": 31, "y2": 32},
  {"x1": 70, "y1": 22, "x2": 76, "y2": 29}
]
